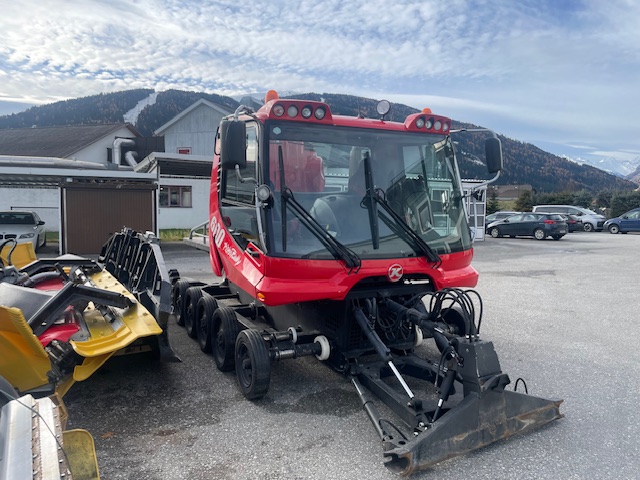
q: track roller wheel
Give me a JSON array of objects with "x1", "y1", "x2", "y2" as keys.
[
  {"x1": 196, "y1": 295, "x2": 217, "y2": 353},
  {"x1": 212, "y1": 306, "x2": 242, "y2": 371},
  {"x1": 314, "y1": 335, "x2": 330, "y2": 361},
  {"x1": 235, "y1": 329, "x2": 271, "y2": 400},
  {"x1": 414, "y1": 324, "x2": 424, "y2": 347},
  {"x1": 184, "y1": 287, "x2": 203, "y2": 338},
  {"x1": 172, "y1": 279, "x2": 191, "y2": 327}
]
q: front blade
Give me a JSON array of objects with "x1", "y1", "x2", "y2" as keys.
[{"x1": 383, "y1": 389, "x2": 563, "y2": 476}]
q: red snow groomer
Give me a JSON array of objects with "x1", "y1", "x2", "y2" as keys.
[{"x1": 173, "y1": 91, "x2": 562, "y2": 475}]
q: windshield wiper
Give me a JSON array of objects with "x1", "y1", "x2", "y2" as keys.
[
  {"x1": 360, "y1": 151, "x2": 440, "y2": 264},
  {"x1": 372, "y1": 192, "x2": 441, "y2": 264},
  {"x1": 282, "y1": 189, "x2": 361, "y2": 270},
  {"x1": 277, "y1": 146, "x2": 360, "y2": 270},
  {"x1": 362, "y1": 151, "x2": 380, "y2": 249}
]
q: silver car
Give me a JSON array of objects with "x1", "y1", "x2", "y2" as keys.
[{"x1": 0, "y1": 211, "x2": 46, "y2": 251}]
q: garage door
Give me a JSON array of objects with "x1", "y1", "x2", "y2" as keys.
[{"x1": 61, "y1": 183, "x2": 156, "y2": 254}]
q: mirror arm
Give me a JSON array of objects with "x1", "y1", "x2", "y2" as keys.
[
  {"x1": 233, "y1": 105, "x2": 254, "y2": 121},
  {"x1": 235, "y1": 165, "x2": 257, "y2": 184}
]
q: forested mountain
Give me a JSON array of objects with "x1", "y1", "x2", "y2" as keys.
[
  {"x1": 0, "y1": 89, "x2": 154, "y2": 129},
  {"x1": 135, "y1": 90, "x2": 240, "y2": 135},
  {"x1": 0, "y1": 89, "x2": 636, "y2": 193}
]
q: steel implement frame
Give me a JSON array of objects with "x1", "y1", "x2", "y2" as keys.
[
  {"x1": 349, "y1": 300, "x2": 563, "y2": 476},
  {"x1": 98, "y1": 228, "x2": 179, "y2": 361}
]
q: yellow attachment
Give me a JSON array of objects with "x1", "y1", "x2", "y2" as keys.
[
  {"x1": 1, "y1": 268, "x2": 162, "y2": 397},
  {"x1": 62, "y1": 429, "x2": 101, "y2": 480},
  {"x1": 71, "y1": 269, "x2": 162, "y2": 358},
  {"x1": 0, "y1": 242, "x2": 37, "y2": 268},
  {"x1": 0, "y1": 306, "x2": 51, "y2": 393}
]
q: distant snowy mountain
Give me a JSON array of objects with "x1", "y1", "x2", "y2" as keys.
[
  {"x1": 233, "y1": 91, "x2": 300, "y2": 104},
  {"x1": 562, "y1": 153, "x2": 640, "y2": 180}
]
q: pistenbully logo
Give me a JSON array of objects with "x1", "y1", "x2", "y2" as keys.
[{"x1": 387, "y1": 263, "x2": 403, "y2": 283}]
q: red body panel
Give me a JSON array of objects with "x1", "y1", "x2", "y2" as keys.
[
  {"x1": 39, "y1": 324, "x2": 80, "y2": 347},
  {"x1": 254, "y1": 252, "x2": 477, "y2": 306}
]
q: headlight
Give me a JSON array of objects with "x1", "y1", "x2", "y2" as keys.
[
  {"x1": 19, "y1": 233, "x2": 35, "y2": 238},
  {"x1": 376, "y1": 100, "x2": 391, "y2": 116}
]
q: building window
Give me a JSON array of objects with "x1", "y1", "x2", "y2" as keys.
[
  {"x1": 160, "y1": 186, "x2": 192, "y2": 208},
  {"x1": 177, "y1": 147, "x2": 192, "y2": 154}
]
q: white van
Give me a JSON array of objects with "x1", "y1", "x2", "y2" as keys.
[{"x1": 532, "y1": 205, "x2": 606, "y2": 232}]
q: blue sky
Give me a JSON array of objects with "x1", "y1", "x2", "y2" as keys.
[{"x1": 1, "y1": 0, "x2": 638, "y2": 167}]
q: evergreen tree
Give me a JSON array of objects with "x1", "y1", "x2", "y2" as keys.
[
  {"x1": 514, "y1": 190, "x2": 535, "y2": 212},
  {"x1": 486, "y1": 187, "x2": 500, "y2": 214}
]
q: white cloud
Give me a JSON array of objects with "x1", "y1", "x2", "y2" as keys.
[{"x1": 0, "y1": 0, "x2": 638, "y2": 163}]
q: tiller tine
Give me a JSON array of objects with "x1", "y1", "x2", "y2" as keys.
[
  {"x1": 382, "y1": 388, "x2": 563, "y2": 476},
  {"x1": 155, "y1": 323, "x2": 181, "y2": 362}
]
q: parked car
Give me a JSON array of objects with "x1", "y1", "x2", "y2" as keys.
[
  {"x1": 0, "y1": 211, "x2": 46, "y2": 251},
  {"x1": 603, "y1": 208, "x2": 640, "y2": 234},
  {"x1": 487, "y1": 213, "x2": 568, "y2": 240},
  {"x1": 532, "y1": 205, "x2": 605, "y2": 232},
  {"x1": 562, "y1": 214, "x2": 584, "y2": 233},
  {"x1": 484, "y1": 211, "x2": 521, "y2": 232}
]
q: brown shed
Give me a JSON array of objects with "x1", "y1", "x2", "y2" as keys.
[{"x1": 61, "y1": 182, "x2": 156, "y2": 254}]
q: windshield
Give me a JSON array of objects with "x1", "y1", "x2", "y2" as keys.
[
  {"x1": 0, "y1": 212, "x2": 35, "y2": 225},
  {"x1": 263, "y1": 122, "x2": 471, "y2": 260}
]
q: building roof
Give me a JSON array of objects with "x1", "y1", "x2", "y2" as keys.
[
  {"x1": 491, "y1": 184, "x2": 533, "y2": 200},
  {"x1": 0, "y1": 124, "x2": 139, "y2": 158},
  {"x1": 154, "y1": 99, "x2": 233, "y2": 135},
  {"x1": 0, "y1": 155, "x2": 155, "y2": 187},
  {"x1": 134, "y1": 152, "x2": 213, "y2": 177}
]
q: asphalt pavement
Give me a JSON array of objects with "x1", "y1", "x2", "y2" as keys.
[{"x1": 63, "y1": 232, "x2": 640, "y2": 480}]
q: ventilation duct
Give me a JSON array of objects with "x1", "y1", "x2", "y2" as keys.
[{"x1": 113, "y1": 138, "x2": 137, "y2": 166}]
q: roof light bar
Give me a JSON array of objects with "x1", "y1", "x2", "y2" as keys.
[
  {"x1": 260, "y1": 92, "x2": 333, "y2": 123},
  {"x1": 403, "y1": 111, "x2": 452, "y2": 133}
]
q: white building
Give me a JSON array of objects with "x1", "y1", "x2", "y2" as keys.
[
  {"x1": 0, "y1": 124, "x2": 141, "y2": 229},
  {"x1": 145, "y1": 98, "x2": 233, "y2": 229},
  {"x1": 0, "y1": 98, "x2": 235, "y2": 236}
]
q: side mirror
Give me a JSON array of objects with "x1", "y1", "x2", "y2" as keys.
[
  {"x1": 220, "y1": 120, "x2": 247, "y2": 170},
  {"x1": 485, "y1": 137, "x2": 503, "y2": 175},
  {"x1": 37, "y1": 220, "x2": 45, "y2": 225}
]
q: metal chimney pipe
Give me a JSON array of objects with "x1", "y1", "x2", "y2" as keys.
[{"x1": 113, "y1": 138, "x2": 136, "y2": 165}]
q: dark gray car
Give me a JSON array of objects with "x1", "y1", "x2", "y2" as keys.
[{"x1": 487, "y1": 213, "x2": 568, "y2": 240}]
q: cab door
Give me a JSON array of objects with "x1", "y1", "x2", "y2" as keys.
[{"x1": 218, "y1": 123, "x2": 266, "y2": 295}]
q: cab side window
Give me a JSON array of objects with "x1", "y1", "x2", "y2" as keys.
[
  {"x1": 220, "y1": 124, "x2": 261, "y2": 248},
  {"x1": 223, "y1": 125, "x2": 258, "y2": 204}
]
